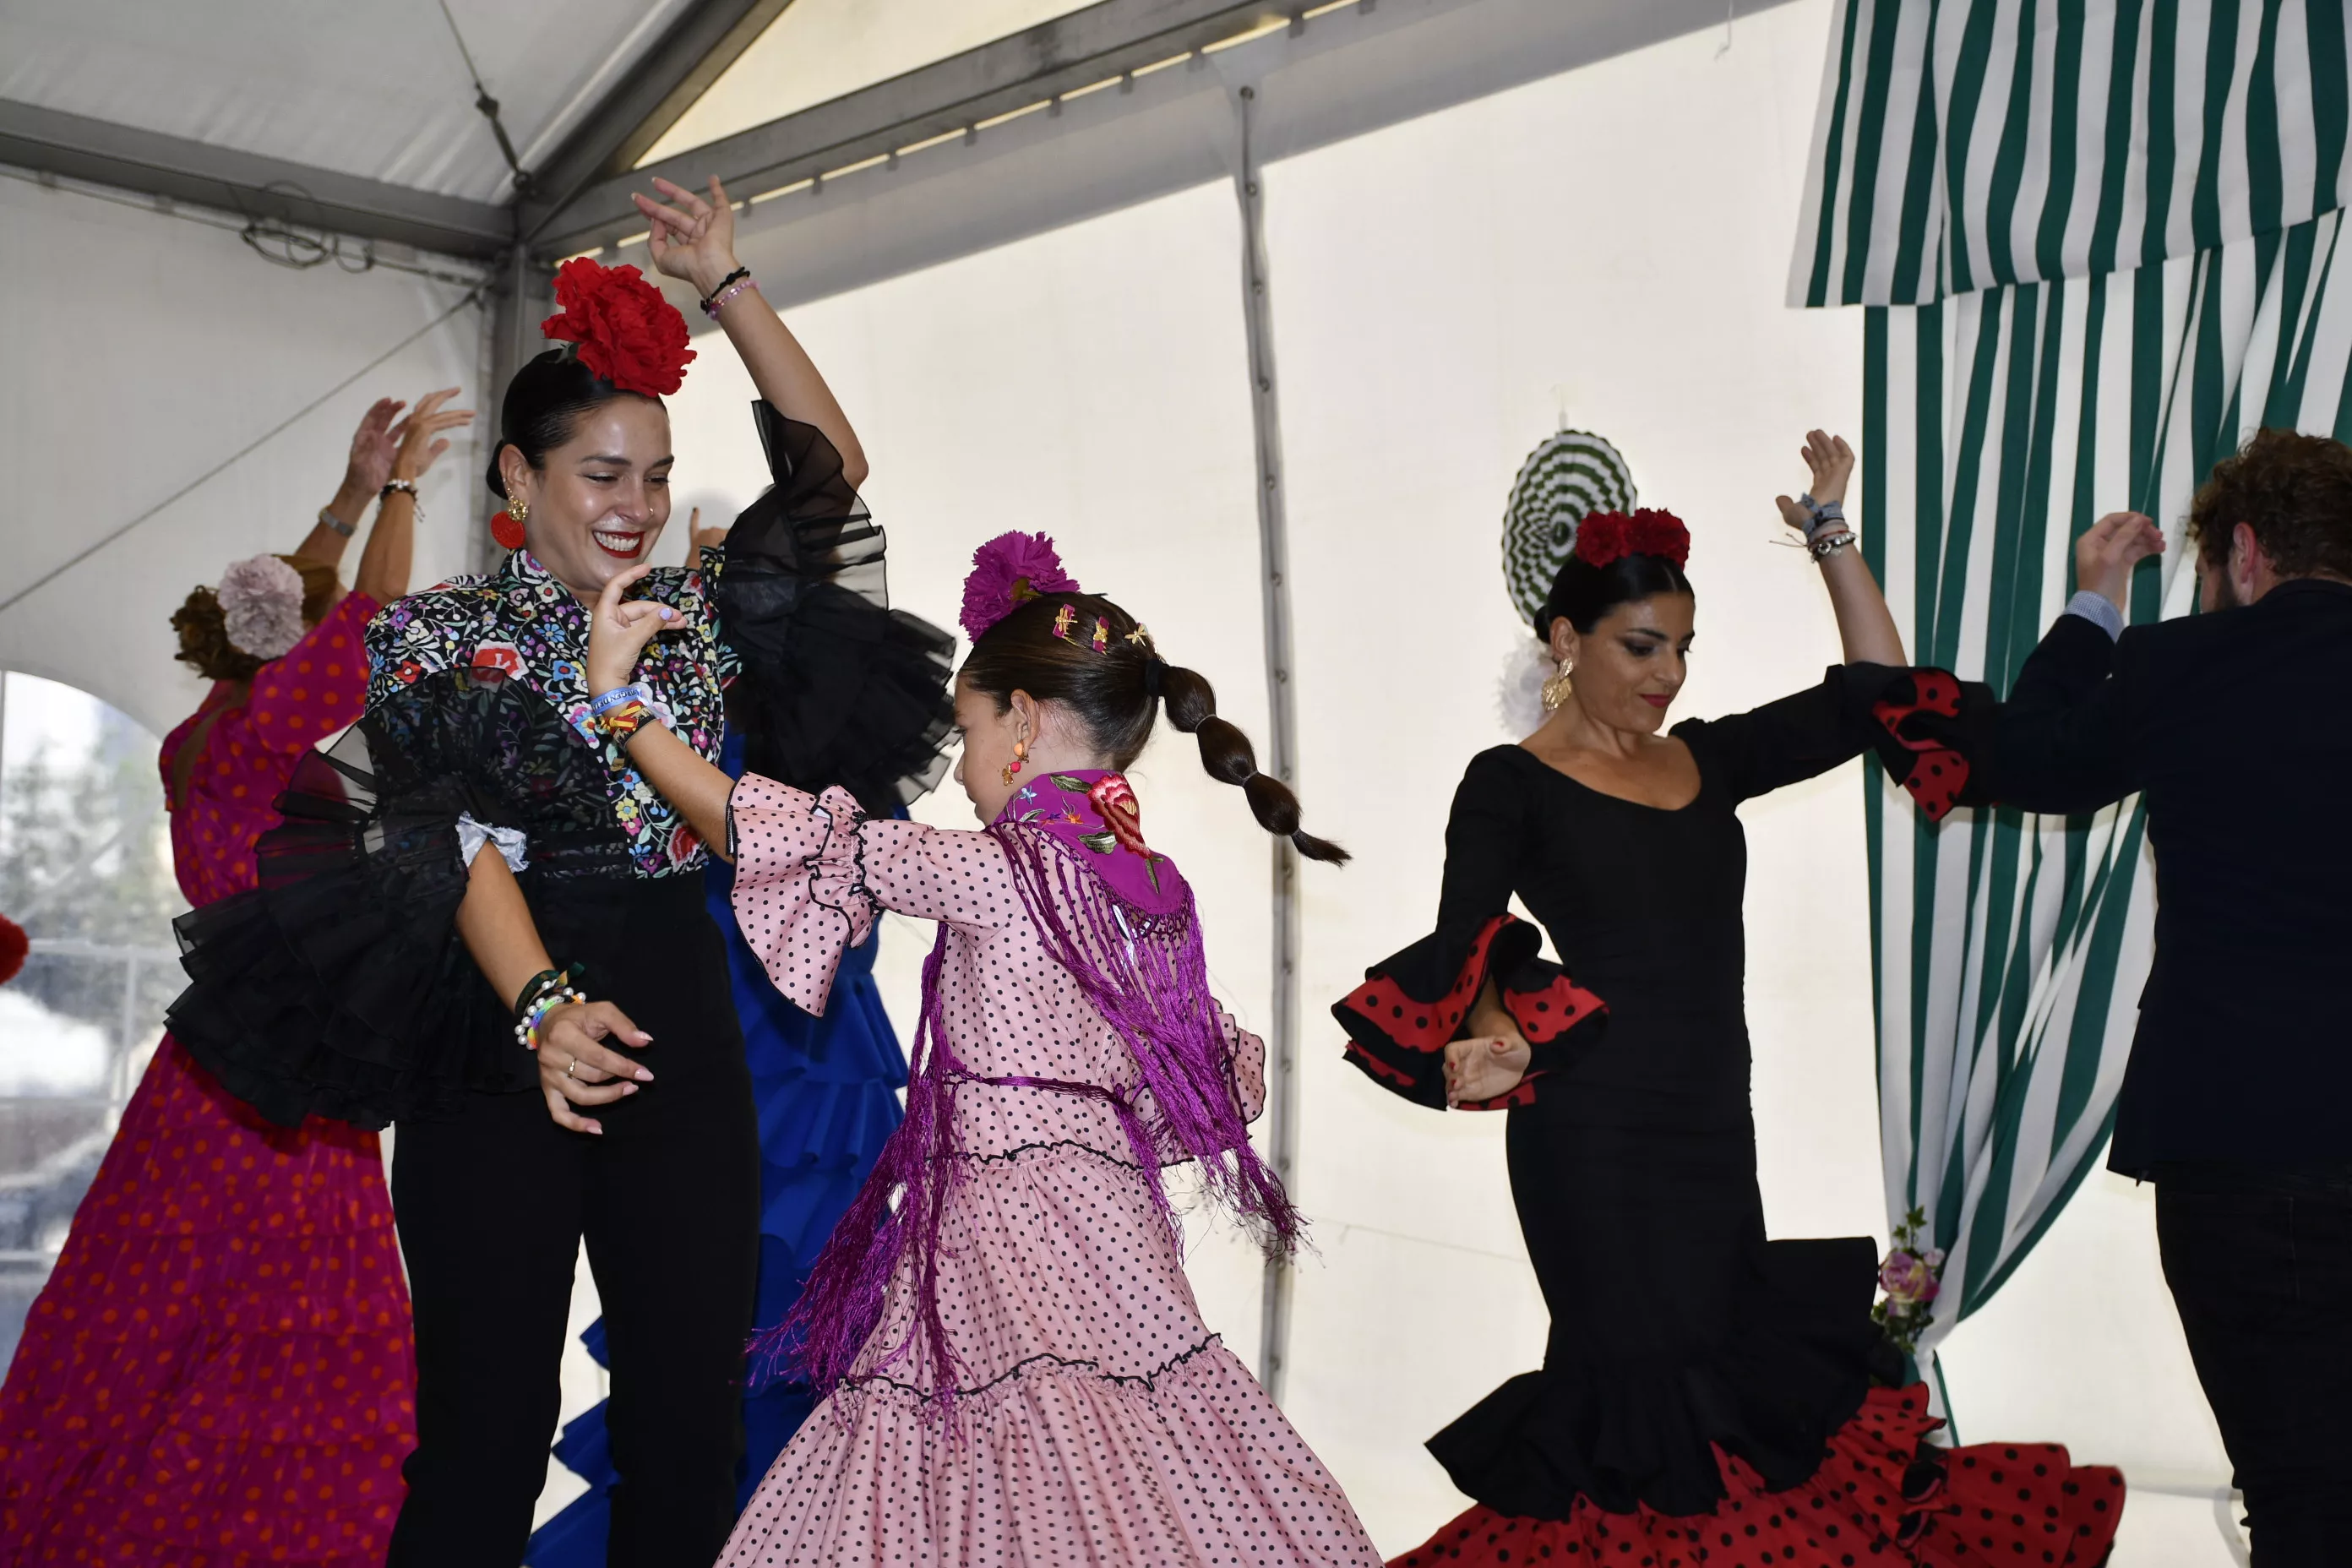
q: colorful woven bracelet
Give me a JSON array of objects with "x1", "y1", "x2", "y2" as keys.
[{"x1": 597, "y1": 699, "x2": 656, "y2": 743}]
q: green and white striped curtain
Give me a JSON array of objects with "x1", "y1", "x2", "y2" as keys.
[
  {"x1": 1794, "y1": 0, "x2": 2352, "y2": 1383},
  {"x1": 1794, "y1": 0, "x2": 2349, "y2": 308}
]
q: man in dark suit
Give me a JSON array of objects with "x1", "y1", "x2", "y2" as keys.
[{"x1": 1992, "y1": 427, "x2": 2352, "y2": 1564}]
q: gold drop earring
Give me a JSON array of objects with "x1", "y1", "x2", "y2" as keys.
[
  {"x1": 1001, "y1": 738, "x2": 1029, "y2": 787},
  {"x1": 1541, "y1": 656, "x2": 1576, "y2": 713}
]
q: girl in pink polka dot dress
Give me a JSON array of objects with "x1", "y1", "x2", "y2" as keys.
[
  {"x1": 0, "y1": 391, "x2": 470, "y2": 1568},
  {"x1": 585, "y1": 533, "x2": 1382, "y2": 1565}
]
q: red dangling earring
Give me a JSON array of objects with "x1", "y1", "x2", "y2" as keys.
[
  {"x1": 1000, "y1": 738, "x2": 1028, "y2": 787},
  {"x1": 492, "y1": 498, "x2": 528, "y2": 552}
]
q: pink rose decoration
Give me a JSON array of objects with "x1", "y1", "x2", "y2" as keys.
[{"x1": 1878, "y1": 1250, "x2": 1941, "y2": 1305}]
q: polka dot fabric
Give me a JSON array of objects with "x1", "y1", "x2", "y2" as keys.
[
  {"x1": 1391, "y1": 1387, "x2": 2123, "y2": 1568},
  {"x1": 162, "y1": 593, "x2": 378, "y2": 910},
  {"x1": 721, "y1": 779, "x2": 1379, "y2": 1565},
  {"x1": 0, "y1": 590, "x2": 415, "y2": 1566}
]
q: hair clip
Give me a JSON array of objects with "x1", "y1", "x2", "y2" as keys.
[
  {"x1": 1091, "y1": 617, "x2": 1110, "y2": 652},
  {"x1": 1125, "y1": 623, "x2": 1151, "y2": 646},
  {"x1": 1052, "y1": 605, "x2": 1077, "y2": 642}
]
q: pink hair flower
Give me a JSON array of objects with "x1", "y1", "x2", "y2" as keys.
[
  {"x1": 217, "y1": 554, "x2": 308, "y2": 660},
  {"x1": 960, "y1": 531, "x2": 1078, "y2": 641}
]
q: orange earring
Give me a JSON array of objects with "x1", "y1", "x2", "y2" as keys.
[{"x1": 1001, "y1": 738, "x2": 1028, "y2": 787}]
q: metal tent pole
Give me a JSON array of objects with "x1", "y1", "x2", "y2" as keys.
[{"x1": 1230, "y1": 80, "x2": 1302, "y2": 1404}]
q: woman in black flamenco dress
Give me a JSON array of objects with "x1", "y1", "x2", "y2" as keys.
[{"x1": 1335, "y1": 435, "x2": 2124, "y2": 1567}]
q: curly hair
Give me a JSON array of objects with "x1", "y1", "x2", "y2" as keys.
[
  {"x1": 2188, "y1": 427, "x2": 2352, "y2": 580},
  {"x1": 171, "y1": 556, "x2": 342, "y2": 683}
]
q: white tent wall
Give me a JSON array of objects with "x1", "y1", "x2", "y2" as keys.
[{"x1": 0, "y1": 174, "x2": 488, "y2": 740}]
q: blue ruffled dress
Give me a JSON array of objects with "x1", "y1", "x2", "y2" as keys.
[{"x1": 523, "y1": 730, "x2": 907, "y2": 1562}]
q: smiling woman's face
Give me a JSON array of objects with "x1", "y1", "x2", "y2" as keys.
[{"x1": 504, "y1": 397, "x2": 674, "y2": 602}]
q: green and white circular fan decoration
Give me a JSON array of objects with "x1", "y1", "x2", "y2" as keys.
[{"x1": 1501, "y1": 428, "x2": 1636, "y2": 629}]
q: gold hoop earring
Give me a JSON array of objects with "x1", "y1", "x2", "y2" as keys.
[{"x1": 1540, "y1": 658, "x2": 1576, "y2": 713}]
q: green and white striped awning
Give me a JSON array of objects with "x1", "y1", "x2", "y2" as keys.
[{"x1": 1792, "y1": 0, "x2": 2352, "y2": 308}]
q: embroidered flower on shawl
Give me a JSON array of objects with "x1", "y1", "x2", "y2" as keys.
[
  {"x1": 217, "y1": 554, "x2": 308, "y2": 661},
  {"x1": 960, "y1": 531, "x2": 1078, "y2": 641},
  {"x1": 1086, "y1": 774, "x2": 1149, "y2": 856}
]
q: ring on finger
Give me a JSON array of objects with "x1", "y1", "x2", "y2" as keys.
[{"x1": 565, "y1": 1055, "x2": 579, "y2": 1078}]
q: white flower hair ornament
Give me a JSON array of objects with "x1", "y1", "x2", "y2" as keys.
[{"x1": 216, "y1": 554, "x2": 308, "y2": 661}]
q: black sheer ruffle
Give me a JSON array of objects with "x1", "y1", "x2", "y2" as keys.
[
  {"x1": 1429, "y1": 1236, "x2": 1902, "y2": 1519},
  {"x1": 166, "y1": 669, "x2": 623, "y2": 1129},
  {"x1": 716, "y1": 404, "x2": 955, "y2": 816}
]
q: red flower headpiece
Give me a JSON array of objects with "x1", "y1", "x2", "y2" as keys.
[
  {"x1": 0, "y1": 914, "x2": 26, "y2": 987},
  {"x1": 542, "y1": 258, "x2": 695, "y2": 397},
  {"x1": 1574, "y1": 507, "x2": 1690, "y2": 570}
]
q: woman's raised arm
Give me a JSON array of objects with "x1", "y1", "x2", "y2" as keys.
[
  {"x1": 634, "y1": 175, "x2": 868, "y2": 489},
  {"x1": 1773, "y1": 430, "x2": 1906, "y2": 667}
]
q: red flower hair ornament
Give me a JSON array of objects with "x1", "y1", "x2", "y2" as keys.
[
  {"x1": 1573, "y1": 507, "x2": 1690, "y2": 571},
  {"x1": 541, "y1": 258, "x2": 695, "y2": 397},
  {"x1": 0, "y1": 914, "x2": 26, "y2": 987}
]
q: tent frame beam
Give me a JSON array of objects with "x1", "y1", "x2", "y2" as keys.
[
  {"x1": 0, "y1": 98, "x2": 511, "y2": 260},
  {"x1": 525, "y1": 0, "x2": 1292, "y2": 260},
  {"x1": 518, "y1": 0, "x2": 798, "y2": 248}
]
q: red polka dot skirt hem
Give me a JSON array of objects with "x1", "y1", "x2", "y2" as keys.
[
  {"x1": 1391, "y1": 1386, "x2": 2123, "y2": 1568},
  {"x1": 0, "y1": 1037, "x2": 415, "y2": 1566}
]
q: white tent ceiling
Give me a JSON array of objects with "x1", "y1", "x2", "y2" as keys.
[{"x1": 0, "y1": 0, "x2": 695, "y2": 202}]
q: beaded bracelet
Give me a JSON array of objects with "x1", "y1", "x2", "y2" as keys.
[
  {"x1": 1809, "y1": 529, "x2": 1857, "y2": 562},
  {"x1": 512, "y1": 965, "x2": 586, "y2": 1052},
  {"x1": 698, "y1": 266, "x2": 750, "y2": 314},
  {"x1": 703, "y1": 275, "x2": 759, "y2": 319}
]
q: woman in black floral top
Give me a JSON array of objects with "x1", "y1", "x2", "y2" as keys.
[{"x1": 168, "y1": 177, "x2": 953, "y2": 1567}]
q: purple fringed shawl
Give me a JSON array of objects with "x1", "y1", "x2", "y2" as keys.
[{"x1": 760, "y1": 769, "x2": 1301, "y2": 1413}]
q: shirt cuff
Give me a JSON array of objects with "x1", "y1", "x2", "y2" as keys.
[
  {"x1": 456, "y1": 814, "x2": 530, "y2": 874},
  {"x1": 2062, "y1": 589, "x2": 2124, "y2": 642}
]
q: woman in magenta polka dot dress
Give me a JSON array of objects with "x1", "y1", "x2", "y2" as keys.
[
  {"x1": 585, "y1": 531, "x2": 1383, "y2": 1565},
  {"x1": 0, "y1": 390, "x2": 469, "y2": 1567}
]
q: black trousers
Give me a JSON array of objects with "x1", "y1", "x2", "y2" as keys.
[
  {"x1": 2155, "y1": 1165, "x2": 2352, "y2": 1565},
  {"x1": 387, "y1": 873, "x2": 760, "y2": 1568}
]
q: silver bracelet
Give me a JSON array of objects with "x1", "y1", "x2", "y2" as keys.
[
  {"x1": 317, "y1": 504, "x2": 356, "y2": 539},
  {"x1": 1809, "y1": 529, "x2": 1856, "y2": 562}
]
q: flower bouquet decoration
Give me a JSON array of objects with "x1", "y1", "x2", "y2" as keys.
[{"x1": 1871, "y1": 1206, "x2": 1946, "y2": 1359}]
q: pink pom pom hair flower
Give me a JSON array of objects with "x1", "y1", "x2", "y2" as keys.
[
  {"x1": 216, "y1": 554, "x2": 308, "y2": 661},
  {"x1": 960, "y1": 531, "x2": 1079, "y2": 642}
]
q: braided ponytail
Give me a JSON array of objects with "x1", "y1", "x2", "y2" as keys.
[
  {"x1": 1157, "y1": 665, "x2": 1348, "y2": 864},
  {"x1": 959, "y1": 591, "x2": 1348, "y2": 864}
]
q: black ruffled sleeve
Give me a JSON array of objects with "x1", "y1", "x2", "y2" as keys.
[
  {"x1": 714, "y1": 402, "x2": 956, "y2": 815},
  {"x1": 1674, "y1": 662, "x2": 1998, "y2": 819},
  {"x1": 1332, "y1": 749, "x2": 1608, "y2": 1112},
  {"x1": 164, "y1": 669, "x2": 613, "y2": 1129}
]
